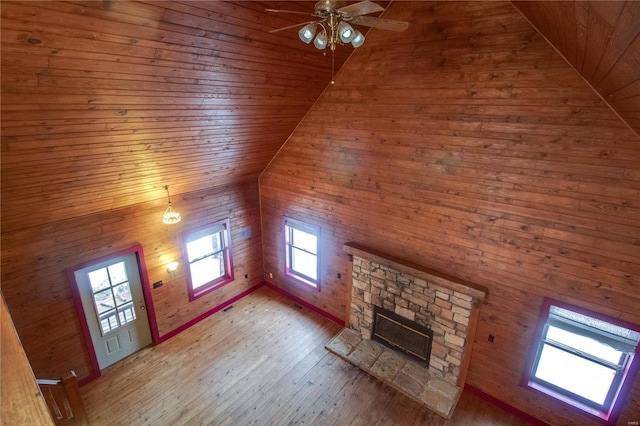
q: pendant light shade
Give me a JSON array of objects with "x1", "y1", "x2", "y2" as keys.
[
  {"x1": 337, "y1": 21, "x2": 355, "y2": 43},
  {"x1": 162, "y1": 185, "x2": 181, "y2": 225},
  {"x1": 351, "y1": 29, "x2": 365, "y2": 48},
  {"x1": 298, "y1": 23, "x2": 317, "y2": 44},
  {"x1": 314, "y1": 29, "x2": 328, "y2": 50}
]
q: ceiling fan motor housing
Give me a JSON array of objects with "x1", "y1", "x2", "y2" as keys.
[{"x1": 315, "y1": 1, "x2": 347, "y2": 17}]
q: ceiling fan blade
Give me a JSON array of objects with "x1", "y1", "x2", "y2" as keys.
[
  {"x1": 337, "y1": 1, "x2": 384, "y2": 17},
  {"x1": 268, "y1": 21, "x2": 317, "y2": 34},
  {"x1": 265, "y1": 8, "x2": 315, "y2": 18},
  {"x1": 353, "y1": 16, "x2": 409, "y2": 32}
]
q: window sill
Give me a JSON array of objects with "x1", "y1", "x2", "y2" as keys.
[
  {"x1": 526, "y1": 380, "x2": 613, "y2": 424},
  {"x1": 188, "y1": 275, "x2": 234, "y2": 301},
  {"x1": 285, "y1": 271, "x2": 319, "y2": 291}
]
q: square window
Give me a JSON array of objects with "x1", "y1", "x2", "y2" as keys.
[
  {"x1": 183, "y1": 219, "x2": 234, "y2": 300},
  {"x1": 284, "y1": 218, "x2": 320, "y2": 289},
  {"x1": 524, "y1": 299, "x2": 640, "y2": 424}
]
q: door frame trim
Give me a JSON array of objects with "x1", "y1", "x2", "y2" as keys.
[{"x1": 67, "y1": 245, "x2": 159, "y2": 385}]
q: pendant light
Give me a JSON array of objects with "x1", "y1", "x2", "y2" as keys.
[{"x1": 162, "y1": 185, "x2": 181, "y2": 224}]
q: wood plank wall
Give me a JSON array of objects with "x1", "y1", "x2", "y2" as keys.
[
  {"x1": 1, "y1": 295, "x2": 54, "y2": 425},
  {"x1": 1, "y1": 0, "x2": 341, "y2": 383},
  {"x1": 260, "y1": 2, "x2": 640, "y2": 425},
  {"x1": 1, "y1": 180, "x2": 263, "y2": 381}
]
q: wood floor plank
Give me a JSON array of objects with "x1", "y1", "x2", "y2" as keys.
[
  {"x1": 81, "y1": 286, "x2": 532, "y2": 425},
  {"x1": 212, "y1": 324, "x2": 341, "y2": 424},
  {"x1": 257, "y1": 354, "x2": 357, "y2": 425}
]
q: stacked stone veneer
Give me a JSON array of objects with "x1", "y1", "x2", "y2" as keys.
[{"x1": 345, "y1": 243, "x2": 487, "y2": 388}]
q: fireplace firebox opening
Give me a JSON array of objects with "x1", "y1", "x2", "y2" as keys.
[{"x1": 372, "y1": 306, "x2": 433, "y2": 367}]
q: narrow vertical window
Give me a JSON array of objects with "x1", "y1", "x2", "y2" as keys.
[
  {"x1": 524, "y1": 298, "x2": 640, "y2": 424},
  {"x1": 284, "y1": 218, "x2": 320, "y2": 289},
  {"x1": 184, "y1": 219, "x2": 234, "y2": 300}
]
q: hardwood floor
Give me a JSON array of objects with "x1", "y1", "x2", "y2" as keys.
[{"x1": 81, "y1": 286, "x2": 531, "y2": 425}]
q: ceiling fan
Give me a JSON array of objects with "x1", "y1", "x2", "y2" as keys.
[{"x1": 267, "y1": 0, "x2": 409, "y2": 51}]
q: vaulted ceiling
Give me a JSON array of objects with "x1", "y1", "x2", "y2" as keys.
[
  {"x1": 1, "y1": 1, "x2": 639, "y2": 232},
  {"x1": 513, "y1": 1, "x2": 640, "y2": 137}
]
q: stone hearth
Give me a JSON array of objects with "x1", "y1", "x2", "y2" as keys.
[
  {"x1": 326, "y1": 243, "x2": 488, "y2": 419},
  {"x1": 326, "y1": 328, "x2": 460, "y2": 418}
]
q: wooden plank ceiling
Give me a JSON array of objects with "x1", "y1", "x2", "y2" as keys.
[
  {"x1": 1, "y1": 1, "x2": 639, "y2": 233},
  {"x1": 513, "y1": 1, "x2": 640, "y2": 137},
  {"x1": 1, "y1": 1, "x2": 355, "y2": 231}
]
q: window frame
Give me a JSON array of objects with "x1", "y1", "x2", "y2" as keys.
[
  {"x1": 183, "y1": 219, "x2": 234, "y2": 301},
  {"x1": 284, "y1": 217, "x2": 320, "y2": 290},
  {"x1": 522, "y1": 298, "x2": 640, "y2": 424}
]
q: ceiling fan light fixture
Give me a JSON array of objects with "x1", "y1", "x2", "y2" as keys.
[
  {"x1": 267, "y1": 1, "x2": 408, "y2": 55},
  {"x1": 351, "y1": 29, "x2": 365, "y2": 48},
  {"x1": 338, "y1": 21, "x2": 355, "y2": 43},
  {"x1": 314, "y1": 29, "x2": 328, "y2": 50},
  {"x1": 298, "y1": 23, "x2": 317, "y2": 44}
]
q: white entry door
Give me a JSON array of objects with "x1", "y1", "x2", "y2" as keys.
[{"x1": 75, "y1": 253, "x2": 152, "y2": 370}]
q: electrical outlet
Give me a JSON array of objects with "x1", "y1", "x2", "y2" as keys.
[
  {"x1": 269, "y1": 272, "x2": 273, "y2": 278},
  {"x1": 488, "y1": 334, "x2": 495, "y2": 342}
]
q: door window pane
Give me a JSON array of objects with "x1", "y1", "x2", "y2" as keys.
[
  {"x1": 113, "y1": 283, "x2": 132, "y2": 305},
  {"x1": 100, "y1": 313, "x2": 119, "y2": 334},
  {"x1": 88, "y1": 268, "x2": 110, "y2": 292},
  {"x1": 117, "y1": 303, "x2": 136, "y2": 325},
  {"x1": 94, "y1": 289, "x2": 116, "y2": 314},
  {"x1": 108, "y1": 262, "x2": 128, "y2": 285}
]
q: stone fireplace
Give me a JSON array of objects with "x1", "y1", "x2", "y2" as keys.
[{"x1": 326, "y1": 242, "x2": 487, "y2": 418}]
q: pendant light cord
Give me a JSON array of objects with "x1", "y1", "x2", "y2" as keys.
[{"x1": 164, "y1": 185, "x2": 172, "y2": 205}]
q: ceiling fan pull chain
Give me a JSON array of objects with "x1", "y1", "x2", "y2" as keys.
[{"x1": 331, "y1": 49, "x2": 335, "y2": 85}]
